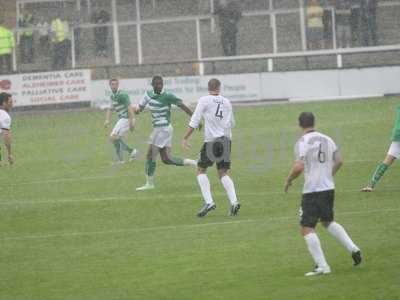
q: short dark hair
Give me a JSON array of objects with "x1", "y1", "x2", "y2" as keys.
[
  {"x1": 109, "y1": 78, "x2": 119, "y2": 84},
  {"x1": 152, "y1": 75, "x2": 163, "y2": 85},
  {"x1": 298, "y1": 112, "x2": 315, "y2": 128},
  {"x1": 208, "y1": 78, "x2": 221, "y2": 91},
  {"x1": 0, "y1": 92, "x2": 12, "y2": 106}
]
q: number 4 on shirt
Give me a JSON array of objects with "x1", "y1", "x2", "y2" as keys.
[{"x1": 215, "y1": 103, "x2": 223, "y2": 119}]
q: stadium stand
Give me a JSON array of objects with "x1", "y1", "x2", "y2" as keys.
[{"x1": 0, "y1": 0, "x2": 399, "y2": 77}]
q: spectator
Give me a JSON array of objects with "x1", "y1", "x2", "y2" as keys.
[
  {"x1": 36, "y1": 16, "x2": 50, "y2": 55},
  {"x1": 0, "y1": 21, "x2": 15, "y2": 73},
  {"x1": 92, "y1": 7, "x2": 110, "y2": 57},
  {"x1": 360, "y1": 0, "x2": 377, "y2": 46},
  {"x1": 214, "y1": 0, "x2": 242, "y2": 56},
  {"x1": 19, "y1": 11, "x2": 34, "y2": 63},
  {"x1": 50, "y1": 13, "x2": 69, "y2": 70},
  {"x1": 306, "y1": 0, "x2": 325, "y2": 50},
  {"x1": 72, "y1": 8, "x2": 83, "y2": 61},
  {"x1": 335, "y1": 0, "x2": 352, "y2": 48}
]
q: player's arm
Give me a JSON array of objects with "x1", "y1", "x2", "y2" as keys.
[
  {"x1": 2, "y1": 130, "x2": 14, "y2": 165},
  {"x1": 179, "y1": 102, "x2": 203, "y2": 130},
  {"x1": 332, "y1": 150, "x2": 343, "y2": 176},
  {"x1": 182, "y1": 99, "x2": 204, "y2": 149},
  {"x1": 134, "y1": 93, "x2": 150, "y2": 115},
  {"x1": 104, "y1": 107, "x2": 112, "y2": 127},
  {"x1": 128, "y1": 105, "x2": 136, "y2": 131},
  {"x1": 284, "y1": 161, "x2": 304, "y2": 193}
]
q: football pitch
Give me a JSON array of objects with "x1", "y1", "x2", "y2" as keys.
[{"x1": 0, "y1": 97, "x2": 399, "y2": 300}]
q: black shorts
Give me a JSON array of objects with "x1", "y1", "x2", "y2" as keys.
[
  {"x1": 300, "y1": 190, "x2": 334, "y2": 228},
  {"x1": 198, "y1": 136, "x2": 231, "y2": 170}
]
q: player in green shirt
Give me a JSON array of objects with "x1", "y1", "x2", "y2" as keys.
[
  {"x1": 134, "y1": 75, "x2": 198, "y2": 191},
  {"x1": 104, "y1": 78, "x2": 137, "y2": 164},
  {"x1": 362, "y1": 105, "x2": 400, "y2": 192}
]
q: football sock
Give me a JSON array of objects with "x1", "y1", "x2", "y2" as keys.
[
  {"x1": 370, "y1": 162, "x2": 389, "y2": 188},
  {"x1": 113, "y1": 140, "x2": 123, "y2": 161},
  {"x1": 327, "y1": 222, "x2": 360, "y2": 253},
  {"x1": 197, "y1": 174, "x2": 214, "y2": 205},
  {"x1": 304, "y1": 232, "x2": 329, "y2": 268},
  {"x1": 220, "y1": 175, "x2": 238, "y2": 205},
  {"x1": 118, "y1": 138, "x2": 133, "y2": 153},
  {"x1": 145, "y1": 159, "x2": 156, "y2": 177},
  {"x1": 183, "y1": 159, "x2": 197, "y2": 166}
]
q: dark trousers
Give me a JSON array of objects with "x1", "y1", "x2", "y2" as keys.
[
  {"x1": 360, "y1": 15, "x2": 378, "y2": 46},
  {"x1": 52, "y1": 40, "x2": 68, "y2": 70},
  {"x1": 221, "y1": 28, "x2": 238, "y2": 56},
  {"x1": 20, "y1": 35, "x2": 34, "y2": 63},
  {"x1": 0, "y1": 54, "x2": 12, "y2": 73}
]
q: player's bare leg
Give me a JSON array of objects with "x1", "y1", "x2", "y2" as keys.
[
  {"x1": 362, "y1": 154, "x2": 396, "y2": 192},
  {"x1": 196, "y1": 167, "x2": 216, "y2": 217},
  {"x1": 110, "y1": 134, "x2": 124, "y2": 164},
  {"x1": 136, "y1": 145, "x2": 159, "y2": 191},
  {"x1": 159, "y1": 147, "x2": 197, "y2": 167},
  {"x1": 218, "y1": 168, "x2": 240, "y2": 216},
  {"x1": 301, "y1": 226, "x2": 331, "y2": 276}
]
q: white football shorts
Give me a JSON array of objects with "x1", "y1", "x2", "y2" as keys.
[
  {"x1": 148, "y1": 125, "x2": 173, "y2": 148},
  {"x1": 388, "y1": 141, "x2": 400, "y2": 159}
]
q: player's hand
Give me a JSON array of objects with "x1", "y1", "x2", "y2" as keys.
[
  {"x1": 133, "y1": 105, "x2": 140, "y2": 115},
  {"x1": 104, "y1": 120, "x2": 110, "y2": 128},
  {"x1": 8, "y1": 154, "x2": 14, "y2": 165},
  {"x1": 284, "y1": 179, "x2": 292, "y2": 193},
  {"x1": 182, "y1": 139, "x2": 191, "y2": 150}
]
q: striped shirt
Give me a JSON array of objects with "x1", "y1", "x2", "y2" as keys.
[
  {"x1": 110, "y1": 91, "x2": 131, "y2": 119},
  {"x1": 139, "y1": 90, "x2": 183, "y2": 128}
]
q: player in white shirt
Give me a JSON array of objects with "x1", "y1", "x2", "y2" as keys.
[
  {"x1": 182, "y1": 78, "x2": 240, "y2": 217},
  {"x1": 0, "y1": 93, "x2": 14, "y2": 165},
  {"x1": 284, "y1": 112, "x2": 361, "y2": 276}
]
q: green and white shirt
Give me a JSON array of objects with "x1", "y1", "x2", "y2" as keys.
[
  {"x1": 391, "y1": 105, "x2": 400, "y2": 142},
  {"x1": 139, "y1": 90, "x2": 183, "y2": 128},
  {"x1": 110, "y1": 90, "x2": 131, "y2": 119}
]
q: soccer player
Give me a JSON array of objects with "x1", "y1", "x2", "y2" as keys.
[
  {"x1": 182, "y1": 78, "x2": 240, "y2": 217},
  {"x1": 284, "y1": 112, "x2": 361, "y2": 276},
  {"x1": 362, "y1": 105, "x2": 400, "y2": 192},
  {"x1": 134, "y1": 75, "x2": 197, "y2": 191},
  {"x1": 0, "y1": 92, "x2": 14, "y2": 165},
  {"x1": 104, "y1": 78, "x2": 137, "y2": 164}
]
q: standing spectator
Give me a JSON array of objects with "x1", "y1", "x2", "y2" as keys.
[
  {"x1": 306, "y1": 0, "x2": 325, "y2": 50},
  {"x1": 360, "y1": 0, "x2": 377, "y2": 46},
  {"x1": 72, "y1": 8, "x2": 83, "y2": 61},
  {"x1": 335, "y1": 0, "x2": 352, "y2": 48},
  {"x1": 19, "y1": 11, "x2": 34, "y2": 63},
  {"x1": 50, "y1": 13, "x2": 68, "y2": 70},
  {"x1": 0, "y1": 22, "x2": 15, "y2": 74},
  {"x1": 36, "y1": 16, "x2": 50, "y2": 55},
  {"x1": 214, "y1": 0, "x2": 242, "y2": 56},
  {"x1": 92, "y1": 7, "x2": 110, "y2": 57}
]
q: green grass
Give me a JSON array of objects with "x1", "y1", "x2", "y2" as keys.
[{"x1": 0, "y1": 97, "x2": 399, "y2": 300}]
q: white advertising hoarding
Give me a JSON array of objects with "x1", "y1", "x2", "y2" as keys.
[
  {"x1": 91, "y1": 73, "x2": 262, "y2": 108},
  {"x1": 0, "y1": 69, "x2": 92, "y2": 107}
]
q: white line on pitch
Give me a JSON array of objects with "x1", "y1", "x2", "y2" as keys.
[
  {"x1": 0, "y1": 186, "x2": 399, "y2": 206},
  {"x1": 0, "y1": 159, "x2": 377, "y2": 188},
  {"x1": 1, "y1": 207, "x2": 399, "y2": 242}
]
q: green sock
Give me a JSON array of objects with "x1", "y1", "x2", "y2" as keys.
[
  {"x1": 370, "y1": 163, "x2": 389, "y2": 188},
  {"x1": 145, "y1": 160, "x2": 156, "y2": 177},
  {"x1": 118, "y1": 138, "x2": 133, "y2": 153},
  {"x1": 113, "y1": 140, "x2": 123, "y2": 161}
]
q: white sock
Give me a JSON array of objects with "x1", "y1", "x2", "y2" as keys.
[
  {"x1": 220, "y1": 175, "x2": 238, "y2": 205},
  {"x1": 146, "y1": 176, "x2": 154, "y2": 185},
  {"x1": 197, "y1": 174, "x2": 214, "y2": 205},
  {"x1": 304, "y1": 232, "x2": 329, "y2": 268},
  {"x1": 327, "y1": 222, "x2": 360, "y2": 253},
  {"x1": 183, "y1": 159, "x2": 197, "y2": 166}
]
